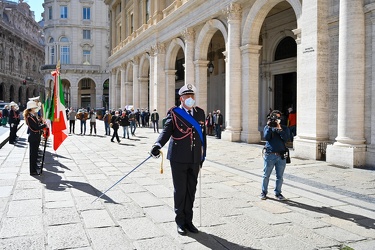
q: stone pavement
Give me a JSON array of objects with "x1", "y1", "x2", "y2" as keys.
[{"x1": 0, "y1": 121, "x2": 374, "y2": 250}]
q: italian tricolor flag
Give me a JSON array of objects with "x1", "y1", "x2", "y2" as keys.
[{"x1": 48, "y1": 62, "x2": 68, "y2": 151}]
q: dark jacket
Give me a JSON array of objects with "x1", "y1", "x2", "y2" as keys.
[
  {"x1": 26, "y1": 113, "x2": 46, "y2": 142},
  {"x1": 119, "y1": 114, "x2": 130, "y2": 126},
  {"x1": 263, "y1": 124, "x2": 289, "y2": 153},
  {"x1": 8, "y1": 109, "x2": 20, "y2": 125},
  {"x1": 155, "y1": 106, "x2": 207, "y2": 164},
  {"x1": 151, "y1": 112, "x2": 159, "y2": 122},
  {"x1": 110, "y1": 115, "x2": 120, "y2": 129}
]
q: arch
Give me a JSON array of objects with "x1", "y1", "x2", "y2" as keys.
[
  {"x1": 165, "y1": 38, "x2": 185, "y2": 70},
  {"x1": 274, "y1": 36, "x2": 297, "y2": 61},
  {"x1": 77, "y1": 76, "x2": 97, "y2": 87},
  {"x1": 125, "y1": 61, "x2": 133, "y2": 82},
  {"x1": 266, "y1": 29, "x2": 297, "y2": 62},
  {"x1": 139, "y1": 53, "x2": 150, "y2": 78},
  {"x1": 195, "y1": 19, "x2": 228, "y2": 60},
  {"x1": 242, "y1": 0, "x2": 301, "y2": 45}
]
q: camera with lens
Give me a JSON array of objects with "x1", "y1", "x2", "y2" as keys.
[{"x1": 267, "y1": 114, "x2": 279, "y2": 127}]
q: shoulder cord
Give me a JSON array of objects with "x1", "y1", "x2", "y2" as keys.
[
  {"x1": 170, "y1": 110, "x2": 193, "y2": 142},
  {"x1": 26, "y1": 115, "x2": 40, "y2": 133}
]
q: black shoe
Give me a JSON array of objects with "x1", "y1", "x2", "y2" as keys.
[
  {"x1": 30, "y1": 172, "x2": 40, "y2": 176},
  {"x1": 185, "y1": 223, "x2": 198, "y2": 233},
  {"x1": 111, "y1": 140, "x2": 114, "y2": 142},
  {"x1": 177, "y1": 225, "x2": 187, "y2": 235}
]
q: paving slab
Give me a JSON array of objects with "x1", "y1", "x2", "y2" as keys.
[{"x1": 0, "y1": 121, "x2": 374, "y2": 249}]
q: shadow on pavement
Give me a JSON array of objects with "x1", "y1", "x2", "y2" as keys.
[
  {"x1": 284, "y1": 199, "x2": 375, "y2": 230},
  {"x1": 32, "y1": 151, "x2": 119, "y2": 204},
  {"x1": 188, "y1": 231, "x2": 258, "y2": 250}
]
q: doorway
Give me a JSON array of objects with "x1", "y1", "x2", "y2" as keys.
[{"x1": 274, "y1": 72, "x2": 296, "y2": 114}]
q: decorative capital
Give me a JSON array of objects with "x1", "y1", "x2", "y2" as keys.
[
  {"x1": 151, "y1": 43, "x2": 165, "y2": 56},
  {"x1": 224, "y1": 3, "x2": 242, "y2": 21},
  {"x1": 181, "y1": 28, "x2": 195, "y2": 42}
]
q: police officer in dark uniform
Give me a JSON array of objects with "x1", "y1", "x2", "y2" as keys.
[
  {"x1": 24, "y1": 100, "x2": 47, "y2": 175},
  {"x1": 8, "y1": 102, "x2": 19, "y2": 144},
  {"x1": 150, "y1": 84, "x2": 207, "y2": 235}
]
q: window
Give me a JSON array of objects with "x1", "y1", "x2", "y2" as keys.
[
  {"x1": 83, "y1": 7, "x2": 91, "y2": 20},
  {"x1": 9, "y1": 49, "x2": 14, "y2": 72},
  {"x1": 130, "y1": 13, "x2": 134, "y2": 34},
  {"x1": 275, "y1": 37, "x2": 297, "y2": 61},
  {"x1": 83, "y1": 50, "x2": 90, "y2": 64},
  {"x1": 83, "y1": 30, "x2": 91, "y2": 40},
  {"x1": 146, "y1": 0, "x2": 150, "y2": 21},
  {"x1": 81, "y1": 78, "x2": 91, "y2": 89},
  {"x1": 60, "y1": 6, "x2": 68, "y2": 19},
  {"x1": 60, "y1": 46, "x2": 70, "y2": 64},
  {"x1": 50, "y1": 47, "x2": 55, "y2": 64},
  {"x1": 60, "y1": 37, "x2": 70, "y2": 64},
  {"x1": 48, "y1": 7, "x2": 53, "y2": 19},
  {"x1": 49, "y1": 38, "x2": 55, "y2": 64}
]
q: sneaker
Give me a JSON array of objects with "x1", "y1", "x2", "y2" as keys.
[
  {"x1": 275, "y1": 194, "x2": 286, "y2": 201},
  {"x1": 259, "y1": 193, "x2": 267, "y2": 200}
]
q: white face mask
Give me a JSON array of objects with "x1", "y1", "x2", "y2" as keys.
[{"x1": 184, "y1": 97, "x2": 195, "y2": 108}]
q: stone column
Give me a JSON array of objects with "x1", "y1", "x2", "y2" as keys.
[
  {"x1": 194, "y1": 59, "x2": 208, "y2": 113},
  {"x1": 95, "y1": 84, "x2": 103, "y2": 109},
  {"x1": 366, "y1": 8, "x2": 375, "y2": 167},
  {"x1": 240, "y1": 44, "x2": 261, "y2": 143},
  {"x1": 182, "y1": 28, "x2": 195, "y2": 85},
  {"x1": 222, "y1": 3, "x2": 242, "y2": 141},
  {"x1": 70, "y1": 86, "x2": 79, "y2": 109},
  {"x1": 294, "y1": 0, "x2": 330, "y2": 160},
  {"x1": 132, "y1": 58, "x2": 140, "y2": 108},
  {"x1": 109, "y1": 70, "x2": 116, "y2": 109},
  {"x1": 151, "y1": 43, "x2": 166, "y2": 115},
  {"x1": 326, "y1": 0, "x2": 366, "y2": 168},
  {"x1": 120, "y1": 69, "x2": 126, "y2": 108},
  {"x1": 165, "y1": 69, "x2": 176, "y2": 110}
]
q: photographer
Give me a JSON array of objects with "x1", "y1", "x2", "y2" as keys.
[{"x1": 260, "y1": 110, "x2": 289, "y2": 201}]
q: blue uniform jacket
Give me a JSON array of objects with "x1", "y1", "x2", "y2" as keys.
[{"x1": 156, "y1": 106, "x2": 207, "y2": 164}]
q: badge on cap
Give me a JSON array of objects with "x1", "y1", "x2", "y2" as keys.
[{"x1": 178, "y1": 84, "x2": 196, "y2": 96}]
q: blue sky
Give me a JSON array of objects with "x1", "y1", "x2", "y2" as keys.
[{"x1": 26, "y1": 0, "x2": 44, "y2": 22}]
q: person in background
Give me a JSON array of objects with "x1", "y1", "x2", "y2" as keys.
[
  {"x1": 8, "y1": 102, "x2": 19, "y2": 144},
  {"x1": 214, "y1": 109, "x2": 223, "y2": 139},
  {"x1": 103, "y1": 110, "x2": 111, "y2": 136},
  {"x1": 260, "y1": 109, "x2": 290, "y2": 201},
  {"x1": 120, "y1": 111, "x2": 130, "y2": 139},
  {"x1": 89, "y1": 109, "x2": 97, "y2": 135},
  {"x1": 287, "y1": 107, "x2": 297, "y2": 143},
  {"x1": 110, "y1": 111, "x2": 121, "y2": 143},
  {"x1": 151, "y1": 109, "x2": 160, "y2": 133},
  {"x1": 68, "y1": 107, "x2": 77, "y2": 134}
]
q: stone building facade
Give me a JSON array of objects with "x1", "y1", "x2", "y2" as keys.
[
  {"x1": 0, "y1": 0, "x2": 44, "y2": 107},
  {"x1": 104, "y1": 0, "x2": 375, "y2": 168},
  {"x1": 41, "y1": 0, "x2": 110, "y2": 110}
]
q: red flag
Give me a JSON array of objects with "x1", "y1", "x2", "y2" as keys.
[{"x1": 50, "y1": 62, "x2": 68, "y2": 151}]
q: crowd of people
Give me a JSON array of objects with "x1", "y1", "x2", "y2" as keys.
[{"x1": 66, "y1": 107, "x2": 160, "y2": 143}]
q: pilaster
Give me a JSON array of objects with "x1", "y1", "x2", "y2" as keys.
[
  {"x1": 326, "y1": 0, "x2": 366, "y2": 167},
  {"x1": 182, "y1": 28, "x2": 195, "y2": 86},
  {"x1": 222, "y1": 3, "x2": 242, "y2": 142},
  {"x1": 165, "y1": 69, "x2": 177, "y2": 109},
  {"x1": 120, "y1": 69, "x2": 126, "y2": 108},
  {"x1": 150, "y1": 43, "x2": 166, "y2": 115},
  {"x1": 240, "y1": 44, "x2": 261, "y2": 143},
  {"x1": 294, "y1": 0, "x2": 330, "y2": 160},
  {"x1": 194, "y1": 59, "x2": 209, "y2": 113},
  {"x1": 132, "y1": 57, "x2": 140, "y2": 108}
]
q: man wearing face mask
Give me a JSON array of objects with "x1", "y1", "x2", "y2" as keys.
[
  {"x1": 260, "y1": 109, "x2": 289, "y2": 201},
  {"x1": 150, "y1": 83, "x2": 207, "y2": 236}
]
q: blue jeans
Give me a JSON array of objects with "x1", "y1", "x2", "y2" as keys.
[
  {"x1": 122, "y1": 126, "x2": 130, "y2": 138},
  {"x1": 130, "y1": 121, "x2": 136, "y2": 135},
  {"x1": 104, "y1": 122, "x2": 110, "y2": 135},
  {"x1": 261, "y1": 153, "x2": 286, "y2": 196},
  {"x1": 80, "y1": 120, "x2": 86, "y2": 134}
]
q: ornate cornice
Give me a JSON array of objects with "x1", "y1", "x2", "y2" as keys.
[{"x1": 224, "y1": 3, "x2": 242, "y2": 21}]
